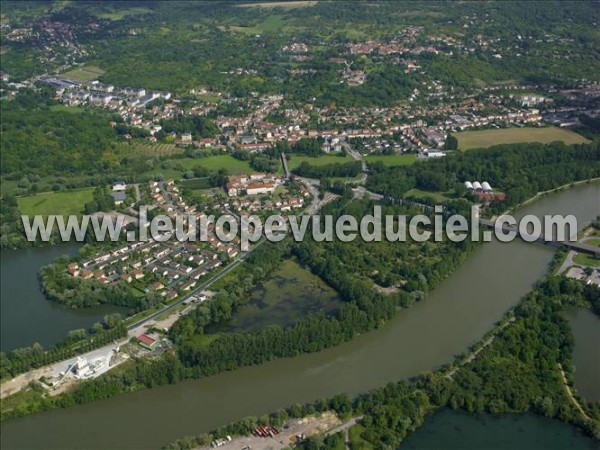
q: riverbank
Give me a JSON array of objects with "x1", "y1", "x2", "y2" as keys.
[{"x1": 494, "y1": 177, "x2": 600, "y2": 220}]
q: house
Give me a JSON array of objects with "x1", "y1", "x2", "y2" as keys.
[
  {"x1": 137, "y1": 334, "x2": 159, "y2": 351},
  {"x1": 181, "y1": 280, "x2": 197, "y2": 291},
  {"x1": 165, "y1": 290, "x2": 178, "y2": 301},
  {"x1": 81, "y1": 269, "x2": 93, "y2": 279},
  {"x1": 112, "y1": 181, "x2": 127, "y2": 191},
  {"x1": 246, "y1": 182, "x2": 276, "y2": 196},
  {"x1": 181, "y1": 133, "x2": 193, "y2": 144},
  {"x1": 239, "y1": 134, "x2": 257, "y2": 145},
  {"x1": 121, "y1": 273, "x2": 133, "y2": 283},
  {"x1": 67, "y1": 263, "x2": 80, "y2": 277},
  {"x1": 150, "y1": 281, "x2": 165, "y2": 291},
  {"x1": 113, "y1": 191, "x2": 127, "y2": 206},
  {"x1": 132, "y1": 269, "x2": 145, "y2": 280}
]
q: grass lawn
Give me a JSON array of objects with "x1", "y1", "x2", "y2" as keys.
[
  {"x1": 287, "y1": 153, "x2": 350, "y2": 169},
  {"x1": 573, "y1": 252, "x2": 600, "y2": 268},
  {"x1": 18, "y1": 188, "x2": 95, "y2": 217},
  {"x1": 404, "y1": 188, "x2": 449, "y2": 202},
  {"x1": 61, "y1": 65, "x2": 105, "y2": 81},
  {"x1": 177, "y1": 155, "x2": 257, "y2": 174},
  {"x1": 455, "y1": 127, "x2": 589, "y2": 150},
  {"x1": 584, "y1": 238, "x2": 600, "y2": 247},
  {"x1": 366, "y1": 153, "x2": 417, "y2": 166}
]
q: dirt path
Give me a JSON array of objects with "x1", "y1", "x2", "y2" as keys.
[{"x1": 557, "y1": 363, "x2": 592, "y2": 421}]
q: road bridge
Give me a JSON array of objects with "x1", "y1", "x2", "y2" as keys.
[{"x1": 479, "y1": 219, "x2": 600, "y2": 255}]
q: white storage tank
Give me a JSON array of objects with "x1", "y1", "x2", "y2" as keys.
[
  {"x1": 472, "y1": 181, "x2": 482, "y2": 191},
  {"x1": 482, "y1": 181, "x2": 492, "y2": 192},
  {"x1": 464, "y1": 181, "x2": 474, "y2": 190}
]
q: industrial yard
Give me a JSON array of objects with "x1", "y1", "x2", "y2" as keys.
[{"x1": 200, "y1": 412, "x2": 342, "y2": 450}]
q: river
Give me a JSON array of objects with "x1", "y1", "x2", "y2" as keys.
[
  {"x1": 0, "y1": 243, "x2": 127, "y2": 352},
  {"x1": 1, "y1": 181, "x2": 599, "y2": 449}
]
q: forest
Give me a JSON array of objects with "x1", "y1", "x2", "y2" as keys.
[
  {"x1": 292, "y1": 160, "x2": 362, "y2": 179},
  {"x1": 1, "y1": 90, "x2": 120, "y2": 178}
]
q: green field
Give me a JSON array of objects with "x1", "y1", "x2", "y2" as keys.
[
  {"x1": 573, "y1": 252, "x2": 600, "y2": 268},
  {"x1": 455, "y1": 127, "x2": 589, "y2": 150},
  {"x1": 18, "y1": 188, "x2": 95, "y2": 217},
  {"x1": 140, "y1": 154, "x2": 258, "y2": 180},
  {"x1": 287, "y1": 153, "x2": 350, "y2": 169},
  {"x1": 366, "y1": 153, "x2": 417, "y2": 166},
  {"x1": 404, "y1": 188, "x2": 449, "y2": 202},
  {"x1": 61, "y1": 65, "x2": 105, "y2": 81},
  {"x1": 177, "y1": 155, "x2": 257, "y2": 174}
]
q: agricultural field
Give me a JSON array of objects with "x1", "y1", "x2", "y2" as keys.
[
  {"x1": 61, "y1": 65, "x2": 105, "y2": 81},
  {"x1": 125, "y1": 141, "x2": 181, "y2": 157},
  {"x1": 366, "y1": 153, "x2": 417, "y2": 166},
  {"x1": 18, "y1": 188, "x2": 95, "y2": 217},
  {"x1": 455, "y1": 127, "x2": 589, "y2": 150},
  {"x1": 287, "y1": 153, "x2": 350, "y2": 169}
]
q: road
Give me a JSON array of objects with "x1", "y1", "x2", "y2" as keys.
[{"x1": 325, "y1": 416, "x2": 363, "y2": 449}]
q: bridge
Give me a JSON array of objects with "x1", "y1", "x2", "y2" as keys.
[{"x1": 479, "y1": 219, "x2": 600, "y2": 255}]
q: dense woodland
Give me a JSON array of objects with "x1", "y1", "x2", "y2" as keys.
[
  {"x1": 292, "y1": 160, "x2": 362, "y2": 179},
  {"x1": 1, "y1": 90, "x2": 120, "y2": 178}
]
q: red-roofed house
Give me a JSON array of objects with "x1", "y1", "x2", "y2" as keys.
[{"x1": 137, "y1": 334, "x2": 158, "y2": 350}]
